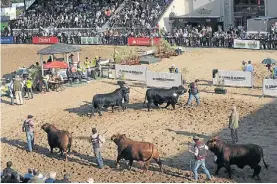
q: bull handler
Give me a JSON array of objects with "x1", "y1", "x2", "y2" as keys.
[
  {"x1": 22, "y1": 115, "x2": 35, "y2": 152},
  {"x1": 91, "y1": 128, "x2": 106, "y2": 169},
  {"x1": 185, "y1": 79, "x2": 200, "y2": 107},
  {"x1": 188, "y1": 136, "x2": 212, "y2": 181}
]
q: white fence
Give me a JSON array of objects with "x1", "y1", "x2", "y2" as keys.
[
  {"x1": 233, "y1": 39, "x2": 260, "y2": 50},
  {"x1": 115, "y1": 64, "x2": 148, "y2": 82},
  {"x1": 263, "y1": 79, "x2": 277, "y2": 97},
  {"x1": 146, "y1": 71, "x2": 182, "y2": 88},
  {"x1": 213, "y1": 70, "x2": 253, "y2": 87}
]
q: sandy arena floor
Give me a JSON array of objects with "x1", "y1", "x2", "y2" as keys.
[{"x1": 1, "y1": 45, "x2": 277, "y2": 183}]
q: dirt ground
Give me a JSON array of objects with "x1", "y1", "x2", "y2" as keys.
[{"x1": 1, "y1": 45, "x2": 277, "y2": 183}]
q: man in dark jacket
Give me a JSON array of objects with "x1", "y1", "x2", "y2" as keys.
[
  {"x1": 185, "y1": 79, "x2": 200, "y2": 107},
  {"x1": 2, "y1": 161, "x2": 15, "y2": 179},
  {"x1": 189, "y1": 136, "x2": 211, "y2": 181}
]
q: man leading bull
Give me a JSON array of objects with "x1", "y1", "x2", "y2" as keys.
[
  {"x1": 91, "y1": 128, "x2": 106, "y2": 169},
  {"x1": 185, "y1": 79, "x2": 200, "y2": 107},
  {"x1": 189, "y1": 136, "x2": 212, "y2": 181}
]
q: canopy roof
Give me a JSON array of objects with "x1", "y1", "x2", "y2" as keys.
[
  {"x1": 38, "y1": 43, "x2": 81, "y2": 55},
  {"x1": 43, "y1": 61, "x2": 68, "y2": 69}
]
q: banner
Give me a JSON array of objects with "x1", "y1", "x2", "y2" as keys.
[
  {"x1": 233, "y1": 39, "x2": 260, "y2": 50},
  {"x1": 263, "y1": 79, "x2": 277, "y2": 97},
  {"x1": 115, "y1": 64, "x2": 147, "y2": 82},
  {"x1": 32, "y1": 36, "x2": 59, "y2": 44},
  {"x1": 213, "y1": 70, "x2": 253, "y2": 87},
  {"x1": 1, "y1": 36, "x2": 14, "y2": 44},
  {"x1": 128, "y1": 37, "x2": 161, "y2": 46},
  {"x1": 146, "y1": 71, "x2": 182, "y2": 88},
  {"x1": 81, "y1": 37, "x2": 100, "y2": 44}
]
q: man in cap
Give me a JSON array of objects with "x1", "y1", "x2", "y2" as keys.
[
  {"x1": 29, "y1": 169, "x2": 44, "y2": 183},
  {"x1": 91, "y1": 128, "x2": 105, "y2": 169},
  {"x1": 55, "y1": 173, "x2": 71, "y2": 183},
  {"x1": 13, "y1": 75, "x2": 24, "y2": 105},
  {"x1": 22, "y1": 115, "x2": 35, "y2": 152},
  {"x1": 185, "y1": 79, "x2": 200, "y2": 107},
  {"x1": 189, "y1": 136, "x2": 211, "y2": 181}
]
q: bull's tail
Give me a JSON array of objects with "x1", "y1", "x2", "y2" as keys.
[
  {"x1": 261, "y1": 147, "x2": 269, "y2": 170},
  {"x1": 65, "y1": 131, "x2": 73, "y2": 153}
]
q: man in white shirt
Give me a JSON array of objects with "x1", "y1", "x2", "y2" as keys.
[{"x1": 189, "y1": 136, "x2": 212, "y2": 181}]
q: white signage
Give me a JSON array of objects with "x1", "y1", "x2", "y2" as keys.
[
  {"x1": 115, "y1": 64, "x2": 147, "y2": 82},
  {"x1": 213, "y1": 70, "x2": 253, "y2": 87},
  {"x1": 233, "y1": 39, "x2": 260, "y2": 50},
  {"x1": 263, "y1": 79, "x2": 277, "y2": 97},
  {"x1": 146, "y1": 71, "x2": 182, "y2": 88}
]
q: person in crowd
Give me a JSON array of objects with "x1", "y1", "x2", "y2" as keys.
[
  {"x1": 271, "y1": 63, "x2": 277, "y2": 79},
  {"x1": 55, "y1": 173, "x2": 71, "y2": 183},
  {"x1": 13, "y1": 75, "x2": 24, "y2": 105},
  {"x1": 26, "y1": 77, "x2": 33, "y2": 99},
  {"x1": 169, "y1": 64, "x2": 176, "y2": 73},
  {"x1": 29, "y1": 169, "x2": 44, "y2": 183},
  {"x1": 3, "y1": 171, "x2": 20, "y2": 183},
  {"x1": 8, "y1": 77, "x2": 14, "y2": 105},
  {"x1": 86, "y1": 178, "x2": 94, "y2": 183},
  {"x1": 189, "y1": 136, "x2": 212, "y2": 181},
  {"x1": 23, "y1": 168, "x2": 33, "y2": 183},
  {"x1": 45, "y1": 171, "x2": 56, "y2": 183},
  {"x1": 68, "y1": 54, "x2": 74, "y2": 64},
  {"x1": 2, "y1": 161, "x2": 15, "y2": 179},
  {"x1": 185, "y1": 79, "x2": 200, "y2": 107},
  {"x1": 84, "y1": 57, "x2": 90, "y2": 69},
  {"x1": 91, "y1": 128, "x2": 105, "y2": 169},
  {"x1": 22, "y1": 115, "x2": 35, "y2": 152},
  {"x1": 229, "y1": 106, "x2": 239, "y2": 143},
  {"x1": 47, "y1": 56, "x2": 52, "y2": 63},
  {"x1": 241, "y1": 61, "x2": 246, "y2": 71}
]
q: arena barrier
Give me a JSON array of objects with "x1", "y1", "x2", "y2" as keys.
[
  {"x1": 1, "y1": 36, "x2": 14, "y2": 44},
  {"x1": 81, "y1": 37, "x2": 101, "y2": 45},
  {"x1": 127, "y1": 37, "x2": 161, "y2": 46},
  {"x1": 146, "y1": 71, "x2": 182, "y2": 88},
  {"x1": 213, "y1": 70, "x2": 253, "y2": 87},
  {"x1": 263, "y1": 79, "x2": 277, "y2": 97},
  {"x1": 233, "y1": 39, "x2": 260, "y2": 50},
  {"x1": 32, "y1": 36, "x2": 59, "y2": 44},
  {"x1": 115, "y1": 64, "x2": 148, "y2": 82}
]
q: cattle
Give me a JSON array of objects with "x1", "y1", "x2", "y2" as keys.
[
  {"x1": 41, "y1": 123, "x2": 72, "y2": 161},
  {"x1": 144, "y1": 85, "x2": 187, "y2": 111},
  {"x1": 206, "y1": 136, "x2": 268, "y2": 180},
  {"x1": 90, "y1": 86, "x2": 130, "y2": 117},
  {"x1": 111, "y1": 134, "x2": 162, "y2": 172}
]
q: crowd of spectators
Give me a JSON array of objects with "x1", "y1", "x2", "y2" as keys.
[
  {"x1": 109, "y1": 0, "x2": 170, "y2": 29},
  {"x1": 12, "y1": 0, "x2": 123, "y2": 29},
  {"x1": 1, "y1": 161, "x2": 94, "y2": 183}
]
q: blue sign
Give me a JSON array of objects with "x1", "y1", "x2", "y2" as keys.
[{"x1": 1, "y1": 36, "x2": 14, "y2": 44}]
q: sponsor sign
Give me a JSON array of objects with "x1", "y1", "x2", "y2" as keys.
[
  {"x1": 32, "y1": 36, "x2": 59, "y2": 44},
  {"x1": 115, "y1": 64, "x2": 147, "y2": 82},
  {"x1": 213, "y1": 70, "x2": 253, "y2": 87},
  {"x1": 263, "y1": 79, "x2": 277, "y2": 97},
  {"x1": 1, "y1": 36, "x2": 14, "y2": 44},
  {"x1": 128, "y1": 37, "x2": 161, "y2": 46},
  {"x1": 146, "y1": 71, "x2": 182, "y2": 88},
  {"x1": 233, "y1": 39, "x2": 260, "y2": 50},
  {"x1": 81, "y1": 37, "x2": 100, "y2": 44}
]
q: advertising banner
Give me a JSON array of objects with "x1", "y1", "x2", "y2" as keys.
[
  {"x1": 1, "y1": 36, "x2": 14, "y2": 44},
  {"x1": 233, "y1": 39, "x2": 260, "y2": 50},
  {"x1": 115, "y1": 64, "x2": 147, "y2": 82},
  {"x1": 81, "y1": 37, "x2": 100, "y2": 44},
  {"x1": 146, "y1": 71, "x2": 182, "y2": 88},
  {"x1": 263, "y1": 79, "x2": 277, "y2": 97},
  {"x1": 128, "y1": 37, "x2": 161, "y2": 46},
  {"x1": 213, "y1": 70, "x2": 253, "y2": 87},
  {"x1": 32, "y1": 36, "x2": 59, "y2": 44}
]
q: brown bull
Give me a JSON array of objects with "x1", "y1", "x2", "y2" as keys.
[
  {"x1": 41, "y1": 123, "x2": 72, "y2": 161},
  {"x1": 111, "y1": 134, "x2": 162, "y2": 172}
]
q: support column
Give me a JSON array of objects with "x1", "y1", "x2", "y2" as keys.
[
  {"x1": 223, "y1": 0, "x2": 233, "y2": 31},
  {"x1": 40, "y1": 55, "x2": 44, "y2": 77},
  {"x1": 77, "y1": 52, "x2": 80, "y2": 62}
]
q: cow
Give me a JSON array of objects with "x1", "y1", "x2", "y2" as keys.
[
  {"x1": 41, "y1": 123, "x2": 72, "y2": 161},
  {"x1": 144, "y1": 85, "x2": 187, "y2": 111},
  {"x1": 90, "y1": 86, "x2": 130, "y2": 117},
  {"x1": 206, "y1": 136, "x2": 268, "y2": 180},
  {"x1": 111, "y1": 134, "x2": 162, "y2": 172}
]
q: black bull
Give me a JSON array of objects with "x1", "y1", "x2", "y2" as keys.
[
  {"x1": 91, "y1": 87, "x2": 130, "y2": 116},
  {"x1": 144, "y1": 85, "x2": 187, "y2": 111},
  {"x1": 206, "y1": 138, "x2": 268, "y2": 180}
]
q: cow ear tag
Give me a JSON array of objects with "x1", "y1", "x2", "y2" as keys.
[{"x1": 173, "y1": 93, "x2": 177, "y2": 97}]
